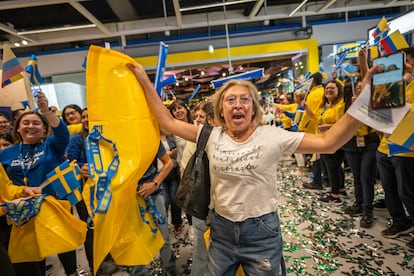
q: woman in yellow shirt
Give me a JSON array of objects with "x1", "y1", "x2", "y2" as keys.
[{"x1": 304, "y1": 79, "x2": 345, "y2": 203}]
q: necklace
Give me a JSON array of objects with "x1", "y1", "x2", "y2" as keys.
[
  {"x1": 19, "y1": 142, "x2": 41, "y2": 185},
  {"x1": 226, "y1": 126, "x2": 255, "y2": 140}
]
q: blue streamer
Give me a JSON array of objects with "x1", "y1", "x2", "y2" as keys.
[{"x1": 212, "y1": 68, "x2": 264, "y2": 89}]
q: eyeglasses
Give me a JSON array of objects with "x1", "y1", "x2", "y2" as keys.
[
  {"x1": 64, "y1": 111, "x2": 78, "y2": 117},
  {"x1": 0, "y1": 120, "x2": 10, "y2": 125},
  {"x1": 224, "y1": 95, "x2": 252, "y2": 106}
]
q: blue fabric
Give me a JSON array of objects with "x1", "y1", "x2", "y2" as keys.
[
  {"x1": 344, "y1": 150, "x2": 377, "y2": 211},
  {"x1": 138, "y1": 142, "x2": 166, "y2": 187},
  {"x1": 66, "y1": 133, "x2": 87, "y2": 167},
  {"x1": 376, "y1": 151, "x2": 414, "y2": 227},
  {"x1": 208, "y1": 211, "x2": 285, "y2": 275},
  {"x1": 0, "y1": 121, "x2": 69, "y2": 196},
  {"x1": 191, "y1": 216, "x2": 208, "y2": 276}
]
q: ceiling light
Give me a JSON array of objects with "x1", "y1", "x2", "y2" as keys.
[
  {"x1": 165, "y1": 30, "x2": 170, "y2": 36},
  {"x1": 288, "y1": 0, "x2": 308, "y2": 17},
  {"x1": 17, "y1": 24, "x2": 96, "y2": 35},
  {"x1": 263, "y1": 19, "x2": 270, "y2": 26},
  {"x1": 180, "y1": 0, "x2": 256, "y2": 12},
  {"x1": 317, "y1": 0, "x2": 337, "y2": 13},
  {"x1": 21, "y1": 40, "x2": 28, "y2": 45},
  {"x1": 14, "y1": 42, "x2": 20, "y2": 47}
]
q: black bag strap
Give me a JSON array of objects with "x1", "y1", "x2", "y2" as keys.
[{"x1": 195, "y1": 124, "x2": 213, "y2": 158}]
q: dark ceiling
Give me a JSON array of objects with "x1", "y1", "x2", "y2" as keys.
[{"x1": 0, "y1": 0, "x2": 412, "y2": 56}]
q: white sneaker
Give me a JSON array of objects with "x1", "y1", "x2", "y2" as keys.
[{"x1": 188, "y1": 226, "x2": 194, "y2": 240}]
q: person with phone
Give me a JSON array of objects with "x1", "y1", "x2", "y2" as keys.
[{"x1": 375, "y1": 47, "x2": 414, "y2": 250}]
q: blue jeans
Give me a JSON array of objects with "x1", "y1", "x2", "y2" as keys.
[
  {"x1": 208, "y1": 211, "x2": 285, "y2": 276},
  {"x1": 376, "y1": 152, "x2": 414, "y2": 227},
  {"x1": 161, "y1": 172, "x2": 183, "y2": 226},
  {"x1": 344, "y1": 149, "x2": 377, "y2": 211},
  {"x1": 191, "y1": 216, "x2": 208, "y2": 276},
  {"x1": 131, "y1": 193, "x2": 176, "y2": 275}
]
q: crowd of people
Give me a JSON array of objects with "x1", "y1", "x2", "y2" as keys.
[{"x1": 0, "y1": 43, "x2": 413, "y2": 276}]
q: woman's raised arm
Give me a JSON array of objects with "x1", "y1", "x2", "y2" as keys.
[{"x1": 127, "y1": 63, "x2": 198, "y2": 143}]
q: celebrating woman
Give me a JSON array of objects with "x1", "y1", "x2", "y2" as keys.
[{"x1": 127, "y1": 62, "x2": 377, "y2": 275}]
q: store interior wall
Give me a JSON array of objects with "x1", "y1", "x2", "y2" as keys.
[{"x1": 3, "y1": 18, "x2": 381, "y2": 110}]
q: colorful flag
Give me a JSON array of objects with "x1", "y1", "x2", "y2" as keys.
[
  {"x1": 334, "y1": 53, "x2": 347, "y2": 71},
  {"x1": 43, "y1": 160, "x2": 82, "y2": 205},
  {"x1": 25, "y1": 55, "x2": 44, "y2": 85},
  {"x1": 1, "y1": 45, "x2": 24, "y2": 88},
  {"x1": 380, "y1": 30, "x2": 409, "y2": 55},
  {"x1": 372, "y1": 17, "x2": 390, "y2": 39},
  {"x1": 388, "y1": 110, "x2": 414, "y2": 155},
  {"x1": 341, "y1": 62, "x2": 357, "y2": 77},
  {"x1": 369, "y1": 45, "x2": 381, "y2": 59}
]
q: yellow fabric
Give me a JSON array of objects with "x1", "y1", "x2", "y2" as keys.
[
  {"x1": 355, "y1": 124, "x2": 376, "y2": 137},
  {"x1": 378, "y1": 80, "x2": 414, "y2": 157},
  {"x1": 68, "y1": 123, "x2": 83, "y2": 135},
  {"x1": 85, "y1": 45, "x2": 163, "y2": 273},
  {"x1": 0, "y1": 163, "x2": 25, "y2": 202},
  {"x1": 316, "y1": 99, "x2": 345, "y2": 133},
  {"x1": 204, "y1": 228, "x2": 245, "y2": 276},
  {"x1": 274, "y1": 103, "x2": 298, "y2": 129},
  {"x1": 298, "y1": 85, "x2": 325, "y2": 133},
  {"x1": 8, "y1": 195, "x2": 86, "y2": 263}
]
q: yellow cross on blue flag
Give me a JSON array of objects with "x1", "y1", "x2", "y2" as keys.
[
  {"x1": 46, "y1": 160, "x2": 82, "y2": 205},
  {"x1": 25, "y1": 54, "x2": 44, "y2": 85}
]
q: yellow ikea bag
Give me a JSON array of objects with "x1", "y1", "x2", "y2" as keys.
[
  {"x1": 8, "y1": 195, "x2": 86, "y2": 263},
  {"x1": 85, "y1": 45, "x2": 163, "y2": 273}
]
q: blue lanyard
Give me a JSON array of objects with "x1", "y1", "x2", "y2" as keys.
[
  {"x1": 85, "y1": 125, "x2": 120, "y2": 227},
  {"x1": 18, "y1": 142, "x2": 41, "y2": 185}
]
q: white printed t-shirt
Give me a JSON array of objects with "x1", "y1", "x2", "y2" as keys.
[{"x1": 201, "y1": 124, "x2": 304, "y2": 222}]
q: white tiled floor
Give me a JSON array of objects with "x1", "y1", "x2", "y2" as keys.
[{"x1": 45, "y1": 154, "x2": 414, "y2": 275}]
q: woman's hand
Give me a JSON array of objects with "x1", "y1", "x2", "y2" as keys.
[
  {"x1": 37, "y1": 92, "x2": 49, "y2": 114},
  {"x1": 22, "y1": 186, "x2": 42, "y2": 196},
  {"x1": 80, "y1": 163, "x2": 90, "y2": 178},
  {"x1": 137, "y1": 181, "x2": 158, "y2": 199},
  {"x1": 355, "y1": 64, "x2": 379, "y2": 98}
]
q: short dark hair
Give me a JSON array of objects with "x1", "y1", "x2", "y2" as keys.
[
  {"x1": 62, "y1": 104, "x2": 82, "y2": 125},
  {"x1": 311, "y1": 72, "x2": 323, "y2": 85},
  {"x1": 402, "y1": 47, "x2": 414, "y2": 57}
]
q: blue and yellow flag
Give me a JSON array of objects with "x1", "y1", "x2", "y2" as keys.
[
  {"x1": 388, "y1": 110, "x2": 414, "y2": 155},
  {"x1": 380, "y1": 30, "x2": 409, "y2": 55},
  {"x1": 45, "y1": 160, "x2": 82, "y2": 205},
  {"x1": 1, "y1": 45, "x2": 24, "y2": 88},
  {"x1": 25, "y1": 54, "x2": 44, "y2": 85}
]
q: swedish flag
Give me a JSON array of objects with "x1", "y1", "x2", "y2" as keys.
[
  {"x1": 46, "y1": 160, "x2": 82, "y2": 205},
  {"x1": 25, "y1": 54, "x2": 44, "y2": 85}
]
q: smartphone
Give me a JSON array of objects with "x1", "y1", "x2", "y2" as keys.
[{"x1": 371, "y1": 52, "x2": 405, "y2": 109}]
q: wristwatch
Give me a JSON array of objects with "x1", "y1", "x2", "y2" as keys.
[{"x1": 153, "y1": 181, "x2": 158, "y2": 187}]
